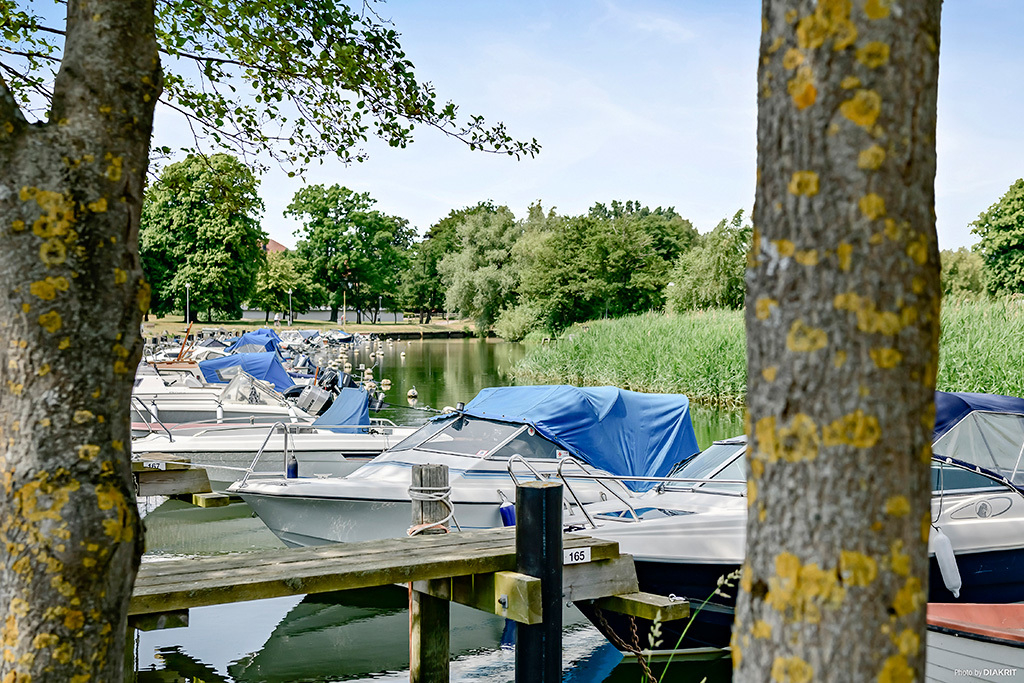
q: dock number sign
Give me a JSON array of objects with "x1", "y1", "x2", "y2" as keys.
[{"x1": 563, "y1": 547, "x2": 591, "y2": 565}]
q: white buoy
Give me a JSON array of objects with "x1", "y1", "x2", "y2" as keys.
[
  {"x1": 932, "y1": 526, "x2": 962, "y2": 598},
  {"x1": 407, "y1": 386, "x2": 418, "y2": 399}
]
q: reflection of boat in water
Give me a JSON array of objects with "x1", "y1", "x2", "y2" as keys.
[{"x1": 227, "y1": 586, "x2": 510, "y2": 682}]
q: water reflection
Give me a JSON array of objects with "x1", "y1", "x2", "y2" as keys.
[{"x1": 135, "y1": 339, "x2": 739, "y2": 682}]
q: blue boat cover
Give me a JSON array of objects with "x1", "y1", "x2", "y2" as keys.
[
  {"x1": 312, "y1": 387, "x2": 370, "y2": 433},
  {"x1": 934, "y1": 391, "x2": 1024, "y2": 438},
  {"x1": 255, "y1": 327, "x2": 283, "y2": 341},
  {"x1": 198, "y1": 352, "x2": 295, "y2": 392},
  {"x1": 226, "y1": 332, "x2": 280, "y2": 354},
  {"x1": 462, "y1": 385, "x2": 699, "y2": 489}
]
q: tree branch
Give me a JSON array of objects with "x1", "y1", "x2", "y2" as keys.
[{"x1": 0, "y1": 72, "x2": 28, "y2": 128}]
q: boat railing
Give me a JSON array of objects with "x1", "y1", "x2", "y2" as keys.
[
  {"x1": 130, "y1": 396, "x2": 175, "y2": 442},
  {"x1": 556, "y1": 456, "x2": 640, "y2": 528},
  {"x1": 234, "y1": 422, "x2": 295, "y2": 489}
]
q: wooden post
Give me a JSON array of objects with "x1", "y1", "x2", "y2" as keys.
[
  {"x1": 409, "y1": 464, "x2": 450, "y2": 683},
  {"x1": 515, "y1": 480, "x2": 563, "y2": 683}
]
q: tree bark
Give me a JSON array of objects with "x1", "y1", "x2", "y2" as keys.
[
  {"x1": 0, "y1": 1, "x2": 161, "y2": 680},
  {"x1": 734, "y1": 1, "x2": 942, "y2": 681}
]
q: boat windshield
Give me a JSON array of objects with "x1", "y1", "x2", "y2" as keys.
[
  {"x1": 387, "y1": 416, "x2": 456, "y2": 452},
  {"x1": 932, "y1": 411, "x2": 1024, "y2": 486},
  {"x1": 416, "y1": 415, "x2": 525, "y2": 456},
  {"x1": 663, "y1": 440, "x2": 746, "y2": 492},
  {"x1": 490, "y1": 427, "x2": 563, "y2": 460},
  {"x1": 218, "y1": 371, "x2": 289, "y2": 407}
]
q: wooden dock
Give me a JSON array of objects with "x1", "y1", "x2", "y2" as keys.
[
  {"x1": 129, "y1": 475, "x2": 690, "y2": 682},
  {"x1": 130, "y1": 527, "x2": 687, "y2": 625}
]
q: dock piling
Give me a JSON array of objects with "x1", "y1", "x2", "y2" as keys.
[
  {"x1": 515, "y1": 480, "x2": 563, "y2": 683},
  {"x1": 409, "y1": 464, "x2": 451, "y2": 683}
]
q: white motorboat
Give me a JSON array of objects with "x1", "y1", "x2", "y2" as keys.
[
  {"x1": 229, "y1": 385, "x2": 701, "y2": 547},
  {"x1": 132, "y1": 387, "x2": 415, "y2": 489},
  {"x1": 576, "y1": 391, "x2": 1024, "y2": 651}
]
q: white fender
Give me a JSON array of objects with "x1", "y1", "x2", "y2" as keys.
[{"x1": 933, "y1": 526, "x2": 962, "y2": 598}]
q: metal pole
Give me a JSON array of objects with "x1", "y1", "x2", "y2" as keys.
[
  {"x1": 287, "y1": 289, "x2": 293, "y2": 325},
  {"x1": 185, "y1": 283, "x2": 190, "y2": 324},
  {"x1": 515, "y1": 480, "x2": 562, "y2": 683}
]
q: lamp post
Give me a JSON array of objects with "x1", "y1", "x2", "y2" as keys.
[
  {"x1": 378, "y1": 294, "x2": 382, "y2": 324},
  {"x1": 287, "y1": 289, "x2": 293, "y2": 326},
  {"x1": 184, "y1": 282, "x2": 190, "y2": 325}
]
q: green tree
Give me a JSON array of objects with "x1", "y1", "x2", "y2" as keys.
[
  {"x1": 249, "y1": 251, "x2": 327, "y2": 323},
  {"x1": 140, "y1": 154, "x2": 267, "y2": 321},
  {"x1": 736, "y1": 1, "x2": 940, "y2": 680},
  {"x1": 0, "y1": 2, "x2": 536, "y2": 678},
  {"x1": 971, "y1": 179, "x2": 1024, "y2": 296},
  {"x1": 515, "y1": 201, "x2": 696, "y2": 332},
  {"x1": 288, "y1": 185, "x2": 413, "y2": 323},
  {"x1": 401, "y1": 202, "x2": 498, "y2": 323},
  {"x1": 940, "y1": 247, "x2": 986, "y2": 299},
  {"x1": 666, "y1": 210, "x2": 751, "y2": 312},
  {"x1": 438, "y1": 204, "x2": 521, "y2": 331}
]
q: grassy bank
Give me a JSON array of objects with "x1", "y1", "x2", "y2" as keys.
[
  {"x1": 511, "y1": 299, "x2": 1024, "y2": 406},
  {"x1": 510, "y1": 310, "x2": 747, "y2": 407}
]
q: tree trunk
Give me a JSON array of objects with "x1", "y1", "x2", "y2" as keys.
[
  {"x1": 329, "y1": 304, "x2": 338, "y2": 323},
  {"x1": 265, "y1": 310, "x2": 270, "y2": 323},
  {"x1": 734, "y1": 2, "x2": 941, "y2": 681},
  {"x1": 0, "y1": 2, "x2": 160, "y2": 681}
]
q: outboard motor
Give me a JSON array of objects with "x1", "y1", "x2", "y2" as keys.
[
  {"x1": 318, "y1": 368, "x2": 339, "y2": 392},
  {"x1": 296, "y1": 385, "x2": 333, "y2": 416},
  {"x1": 369, "y1": 391, "x2": 386, "y2": 412}
]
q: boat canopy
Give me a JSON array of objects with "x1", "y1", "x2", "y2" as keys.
[
  {"x1": 461, "y1": 385, "x2": 699, "y2": 488},
  {"x1": 933, "y1": 391, "x2": 1024, "y2": 490},
  {"x1": 199, "y1": 352, "x2": 295, "y2": 392},
  {"x1": 254, "y1": 327, "x2": 283, "y2": 341},
  {"x1": 312, "y1": 387, "x2": 370, "y2": 433},
  {"x1": 227, "y1": 332, "x2": 281, "y2": 354}
]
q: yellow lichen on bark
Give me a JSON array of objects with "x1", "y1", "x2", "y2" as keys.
[
  {"x1": 856, "y1": 41, "x2": 890, "y2": 68},
  {"x1": 884, "y1": 495, "x2": 910, "y2": 517},
  {"x1": 756, "y1": 298, "x2": 778, "y2": 320},
  {"x1": 787, "y1": 171, "x2": 819, "y2": 196},
  {"x1": 858, "y1": 144, "x2": 887, "y2": 170},
  {"x1": 37, "y1": 311, "x2": 62, "y2": 334},
  {"x1": 786, "y1": 319, "x2": 827, "y2": 352},
  {"x1": 783, "y1": 48, "x2": 804, "y2": 69},
  {"x1": 787, "y1": 66, "x2": 817, "y2": 109},
  {"x1": 767, "y1": 552, "x2": 845, "y2": 623},
  {"x1": 892, "y1": 576, "x2": 925, "y2": 617},
  {"x1": 840, "y1": 90, "x2": 882, "y2": 128},
  {"x1": 864, "y1": 0, "x2": 891, "y2": 20},
  {"x1": 859, "y1": 193, "x2": 887, "y2": 220},
  {"x1": 774, "y1": 239, "x2": 796, "y2": 258},
  {"x1": 762, "y1": 366, "x2": 778, "y2": 382},
  {"x1": 836, "y1": 242, "x2": 853, "y2": 271},
  {"x1": 870, "y1": 347, "x2": 902, "y2": 368},
  {"x1": 889, "y1": 540, "x2": 911, "y2": 576},
  {"x1": 795, "y1": 250, "x2": 818, "y2": 266},
  {"x1": 839, "y1": 550, "x2": 878, "y2": 586},
  {"x1": 823, "y1": 410, "x2": 881, "y2": 448},
  {"x1": 878, "y1": 654, "x2": 913, "y2": 683},
  {"x1": 841, "y1": 75, "x2": 862, "y2": 89}
]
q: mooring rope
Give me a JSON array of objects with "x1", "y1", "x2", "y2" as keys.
[{"x1": 407, "y1": 484, "x2": 458, "y2": 535}]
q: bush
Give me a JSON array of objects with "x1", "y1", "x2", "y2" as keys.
[{"x1": 493, "y1": 302, "x2": 547, "y2": 342}]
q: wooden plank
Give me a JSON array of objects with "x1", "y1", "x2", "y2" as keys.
[
  {"x1": 409, "y1": 464, "x2": 449, "y2": 683},
  {"x1": 132, "y1": 453, "x2": 192, "y2": 472},
  {"x1": 192, "y1": 492, "x2": 233, "y2": 508},
  {"x1": 136, "y1": 468, "x2": 211, "y2": 497},
  {"x1": 130, "y1": 530, "x2": 619, "y2": 615},
  {"x1": 591, "y1": 592, "x2": 691, "y2": 622},
  {"x1": 415, "y1": 571, "x2": 543, "y2": 625},
  {"x1": 562, "y1": 556, "x2": 639, "y2": 602}
]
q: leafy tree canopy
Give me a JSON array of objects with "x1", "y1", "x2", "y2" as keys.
[
  {"x1": 249, "y1": 250, "x2": 328, "y2": 321},
  {"x1": 940, "y1": 247, "x2": 986, "y2": 299},
  {"x1": 438, "y1": 204, "x2": 521, "y2": 330},
  {"x1": 288, "y1": 184, "x2": 412, "y2": 322},
  {"x1": 666, "y1": 209, "x2": 750, "y2": 313},
  {"x1": 2, "y1": 0, "x2": 540, "y2": 167},
  {"x1": 971, "y1": 179, "x2": 1024, "y2": 296},
  {"x1": 140, "y1": 153, "x2": 267, "y2": 320}
]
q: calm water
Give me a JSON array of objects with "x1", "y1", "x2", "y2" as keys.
[{"x1": 134, "y1": 338, "x2": 742, "y2": 683}]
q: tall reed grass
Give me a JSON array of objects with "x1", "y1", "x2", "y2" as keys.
[
  {"x1": 937, "y1": 297, "x2": 1024, "y2": 395},
  {"x1": 510, "y1": 310, "x2": 747, "y2": 407},
  {"x1": 511, "y1": 299, "x2": 1024, "y2": 406}
]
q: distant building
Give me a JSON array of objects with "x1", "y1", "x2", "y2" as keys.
[{"x1": 264, "y1": 239, "x2": 288, "y2": 253}]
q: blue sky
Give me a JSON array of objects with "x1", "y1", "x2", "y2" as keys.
[{"x1": 147, "y1": 0, "x2": 1024, "y2": 250}]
